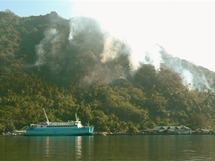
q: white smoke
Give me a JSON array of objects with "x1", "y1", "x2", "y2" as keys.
[
  {"x1": 34, "y1": 8, "x2": 214, "y2": 89},
  {"x1": 100, "y1": 36, "x2": 121, "y2": 64},
  {"x1": 160, "y1": 48, "x2": 213, "y2": 90},
  {"x1": 141, "y1": 44, "x2": 162, "y2": 70},
  {"x1": 181, "y1": 69, "x2": 194, "y2": 89},
  {"x1": 35, "y1": 28, "x2": 59, "y2": 67}
]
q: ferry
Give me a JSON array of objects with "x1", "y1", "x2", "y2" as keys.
[{"x1": 25, "y1": 108, "x2": 94, "y2": 136}]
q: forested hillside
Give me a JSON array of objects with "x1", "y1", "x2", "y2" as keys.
[{"x1": 1, "y1": 11, "x2": 215, "y2": 133}]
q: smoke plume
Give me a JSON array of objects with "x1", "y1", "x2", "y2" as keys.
[
  {"x1": 35, "y1": 15, "x2": 132, "y2": 87},
  {"x1": 160, "y1": 47, "x2": 214, "y2": 91},
  {"x1": 35, "y1": 13, "x2": 215, "y2": 90}
]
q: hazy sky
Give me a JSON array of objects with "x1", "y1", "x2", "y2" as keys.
[{"x1": 1, "y1": 0, "x2": 215, "y2": 71}]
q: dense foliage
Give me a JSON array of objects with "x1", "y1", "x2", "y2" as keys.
[{"x1": 1, "y1": 11, "x2": 215, "y2": 134}]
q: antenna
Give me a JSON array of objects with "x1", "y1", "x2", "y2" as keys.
[{"x1": 42, "y1": 108, "x2": 50, "y2": 125}]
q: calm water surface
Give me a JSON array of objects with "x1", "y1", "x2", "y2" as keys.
[{"x1": 1, "y1": 135, "x2": 215, "y2": 161}]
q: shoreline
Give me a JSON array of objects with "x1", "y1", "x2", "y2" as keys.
[{"x1": 1, "y1": 130, "x2": 215, "y2": 136}]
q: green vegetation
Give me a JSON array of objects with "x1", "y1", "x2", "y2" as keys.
[{"x1": 1, "y1": 11, "x2": 215, "y2": 134}]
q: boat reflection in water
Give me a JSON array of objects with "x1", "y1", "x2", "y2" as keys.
[
  {"x1": 74, "y1": 136, "x2": 94, "y2": 160},
  {"x1": 35, "y1": 136, "x2": 94, "y2": 160},
  {"x1": 75, "y1": 136, "x2": 82, "y2": 160}
]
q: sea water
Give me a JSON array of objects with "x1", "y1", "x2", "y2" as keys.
[{"x1": 1, "y1": 135, "x2": 215, "y2": 161}]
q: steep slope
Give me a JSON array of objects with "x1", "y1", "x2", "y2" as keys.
[
  {"x1": 160, "y1": 47, "x2": 215, "y2": 91},
  {"x1": 1, "y1": 11, "x2": 215, "y2": 133}
]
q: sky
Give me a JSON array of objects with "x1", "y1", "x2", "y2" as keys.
[{"x1": 1, "y1": 0, "x2": 215, "y2": 71}]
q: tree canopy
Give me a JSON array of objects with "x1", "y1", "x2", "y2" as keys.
[{"x1": 1, "y1": 11, "x2": 215, "y2": 133}]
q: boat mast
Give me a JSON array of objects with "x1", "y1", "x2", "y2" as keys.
[
  {"x1": 75, "y1": 113, "x2": 79, "y2": 121},
  {"x1": 42, "y1": 108, "x2": 50, "y2": 125}
]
